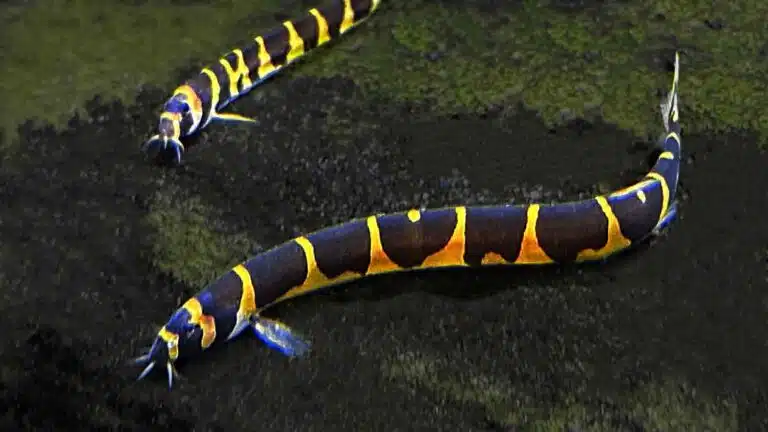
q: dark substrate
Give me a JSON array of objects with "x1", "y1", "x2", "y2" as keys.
[{"x1": 0, "y1": 76, "x2": 766, "y2": 431}]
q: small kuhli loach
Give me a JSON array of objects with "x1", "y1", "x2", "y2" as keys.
[{"x1": 142, "y1": 0, "x2": 382, "y2": 165}]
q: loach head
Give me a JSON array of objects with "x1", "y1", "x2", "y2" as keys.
[
  {"x1": 143, "y1": 85, "x2": 204, "y2": 164},
  {"x1": 134, "y1": 306, "x2": 207, "y2": 389},
  {"x1": 159, "y1": 85, "x2": 204, "y2": 139}
]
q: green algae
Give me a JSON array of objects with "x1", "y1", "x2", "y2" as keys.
[
  {"x1": 382, "y1": 350, "x2": 738, "y2": 430},
  {"x1": 298, "y1": 0, "x2": 768, "y2": 142},
  {"x1": 0, "y1": 0, "x2": 287, "y2": 145},
  {"x1": 626, "y1": 381, "x2": 739, "y2": 432},
  {"x1": 143, "y1": 187, "x2": 253, "y2": 287},
  {"x1": 1, "y1": 0, "x2": 766, "y2": 147}
]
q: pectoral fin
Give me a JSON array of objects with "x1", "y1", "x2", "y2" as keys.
[
  {"x1": 251, "y1": 316, "x2": 311, "y2": 357},
  {"x1": 212, "y1": 112, "x2": 259, "y2": 124}
]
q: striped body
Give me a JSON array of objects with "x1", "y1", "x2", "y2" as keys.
[
  {"x1": 135, "y1": 54, "x2": 682, "y2": 388},
  {"x1": 142, "y1": 0, "x2": 381, "y2": 164},
  {"x1": 183, "y1": 128, "x2": 681, "y2": 344}
]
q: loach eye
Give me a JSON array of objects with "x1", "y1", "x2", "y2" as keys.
[
  {"x1": 165, "y1": 98, "x2": 189, "y2": 114},
  {"x1": 182, "y1": 323, "x2": 196, "y2": 338}
]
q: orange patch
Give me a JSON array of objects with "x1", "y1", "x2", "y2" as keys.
[
  {"x1": 198, "y1": 315, "x2": 217, "y2": 349},
  {"x1": 181, "y1": 297, "x2": 218, "y2": 350}
]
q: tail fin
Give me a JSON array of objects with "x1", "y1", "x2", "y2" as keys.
[{"x1": 660, "y1": 52, "x2": 680, "y2": 132}]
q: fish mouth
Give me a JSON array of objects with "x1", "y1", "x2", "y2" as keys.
[
  {"x1": 133, "y1": 338, "x2": 181, "y2": 389},
  {"x1": 134, "y1": 352, "x2": 180, "y2": 389},
  {"x1": 141, "y1": 134, "x2": 185, "y2": 165}
]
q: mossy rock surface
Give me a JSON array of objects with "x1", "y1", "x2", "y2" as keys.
[{"x1": 1, "y1": 0, "x2": 766, "y2": 146}]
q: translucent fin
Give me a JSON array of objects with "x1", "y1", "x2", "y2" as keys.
[
  {"x1": 660, "y1": 52, "x2": 680, "y2": 132},
  {"x1": 212, "y1": 112, "x2": 259, "y2": 124},
  {"x1": 142, "y1": 134, "x2": 185, "y2": 165},
  {"x1": 653, "y1": 202, "x2": 678, "y2": 235},
  {"x1": 251, "y1": 316, "x2": 311, "y2": 357}
]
